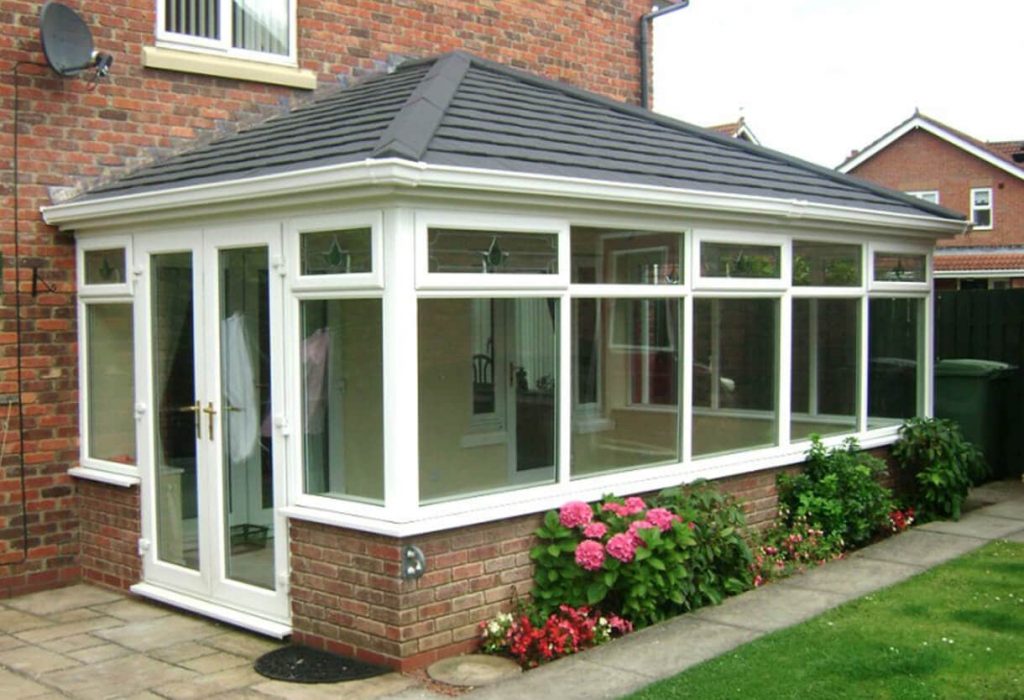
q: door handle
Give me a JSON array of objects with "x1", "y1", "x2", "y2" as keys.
[
  {"x1": 178, "y1": 401, "x2": 201, "y2": 439},
  {"x1": 203, "y1": 402, "x2": 217, "y2": 441}
]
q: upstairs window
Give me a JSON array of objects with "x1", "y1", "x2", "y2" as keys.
[
  {"x1": 160, "y1": 0, "x2": 292, "y2": 59},
  {"x1": 971, "y1": 188, "x2": 993, "y2": 229},
  {"x1": 907, "y1": 190, "x2": 939, "y2": 204}
]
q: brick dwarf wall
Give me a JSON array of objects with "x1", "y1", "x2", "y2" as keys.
[
  {"x1": 289, "y1": 463, "x2": 800, "y2": 671},
  {"x1": 849, "y1": 129, "x2": 1024, "y2": 250},
  {"x1": 77, "y1": 480, "x2": 141, "y2": 591},
  {"x1": 0, "y1": 0, "x2": 659, "y2": 597}
]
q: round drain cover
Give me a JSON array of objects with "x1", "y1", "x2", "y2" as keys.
[{"x1": 254, "y1": 645, "x2": 388, "y2": 684}]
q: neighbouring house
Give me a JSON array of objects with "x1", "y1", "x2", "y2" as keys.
[
  {"x1": 839, "y1": 112, "x2": 1024, "y2": 290},
  {"x1": 708, "y1": 116, "x2": 760, "y2": 145},
  {"x1": 3, "y1": 0, "x2": 966, "y2": 671}
]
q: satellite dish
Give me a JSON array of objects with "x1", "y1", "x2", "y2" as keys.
[{"x1": 39, "y1": 2, "x2": 104, "y2": 77}]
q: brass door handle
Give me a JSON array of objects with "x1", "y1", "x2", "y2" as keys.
[
  {"x1": 178, "y1": 401, "x2": 200, "y2": 439},
  {"x1": 202, "y1": 402, "x2": 216, "y2": 441}
]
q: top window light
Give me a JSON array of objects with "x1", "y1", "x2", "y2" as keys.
[
  {"x1": 570, "y1": 228, "x2": 684, "y2": 285},
  {"x1": 792, "y1": 241, "x2": 861, "y2": 287},
  {"x1": 159, "y1": 0, "x2": 292, "y2": 61},
  {"x1": 700, "y1": 241, "x2": 780, "y2": 280}
]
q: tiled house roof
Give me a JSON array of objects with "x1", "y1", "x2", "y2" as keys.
[
  {"x1": 935, "y1": 250, "x2": 1024, "y2": 273},
  {"x1": 78, "y1": 52, "x2": 960, "y2": 221}
]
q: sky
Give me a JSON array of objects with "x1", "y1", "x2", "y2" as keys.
[{"x1": 653, "y1": 0, "x2": 1024, "y2": 168}]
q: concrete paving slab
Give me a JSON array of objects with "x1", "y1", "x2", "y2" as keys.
[
  {"x1": 853, "y1": 529, "x2": 985, "y2": 568},
  {"x1": 67, "y1": 642, "x2": 133, "y2": 664},
  {"x1": 5, "y1": 585, "x2": 122, "y2": 616},
  {"x1": 777, "y1": 556, "x2": 923, "y2": 598},
  {"x1": 974, "y1": 500, "x2": 1024, "y2": 521},
  {"x1": 203, "y1": 630, "x2": 285, "y2": 658},
  {"x1": 149, "y1": 640, "x2": 222, "y2": 664},
  {"x1": 43, "y1": 653, "x2": 197, "y2": 700},
  {"x1": 37, "y1": 632, "x2": 109, "y2": 655},
  {"x1": 14, "y1": 616, "x2": 123, "y2": 644},
  {"x1": 427, "y1": 654, "x2": 520, "y2": 686},
  {"x1": 464, "y1": 656, "x2": 650, "y2": 700},
  {"x1": 0, "y1": 608, "x2": 51, "y2": 633},
  {"x1": 49, "y1": 608, "x2": 103, "y2": 624},
  {"x1": 93, "y1": 614, "x2": 223, "y2": 651},
  {"x1": 0, "y1": 634, "x2": 25, "y2": 652},
  {"x1": 1006, "y1": 531, "x2": 1024, "y2": 544},
  {"x1": 90, "y1": 598, "x2": 173, "y2": 622},
  {"x1": 692, "y1": 585, "x2": 845, "y2": 632},
  {"x1": 0, "y1": 644, "x2": 81, "y2": 675},
  {"x1": 179, "y1": 650, "x2": 251, "y2": 673},
  {"x1": 151, "y1": 665, "x2": 265, "y2": 700},
  {"x1": 252, "y1": 672, "x2": 418, "y2": 700},
  {"x1": 579, "y1": 615, "x2": 758, "y2": 678},
  {"x1": 0, "y1": 668, "x2": 52, "y2": 698},
  {"x1": 917, "y1": 512, "x2": 1024, "y2": 540}
]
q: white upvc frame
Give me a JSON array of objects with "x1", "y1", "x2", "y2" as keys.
[
  {"x1": 155, "y1": 0, "x2": 298, "y2": 66},
  {"x1": 286, "y1": 210, "x2": 384, "y2": 292},
  {"x1": 77, "y1": 234, "x2": 134, "y2": 298},
  {"x1": 790, "y1": 237, "x2": 866, "y2": 293},
  {"x1": 970, "y1": 187, "x2": 993, "y2": 230},
  {"x1": 415, "y1": 210, "x2": 570, "y2": 290},
  {"x1": 692, "y1": 230, "x2": 790, "y2": 291},
  {"x1": 868, "y1": 241, "x2": 932, "y2": 292}
]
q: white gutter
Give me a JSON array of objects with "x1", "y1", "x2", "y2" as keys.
[{"x1": 42, "y1": 158, "x2": 968, "y2": 237}]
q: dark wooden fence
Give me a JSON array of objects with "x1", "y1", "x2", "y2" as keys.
[{"x1": 935, "y1": 289, "x2": 1024, "y2": 476}]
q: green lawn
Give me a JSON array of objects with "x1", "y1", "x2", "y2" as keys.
[{"x1": 626, "y1": 540, "x2": 1024, "y2": 700}]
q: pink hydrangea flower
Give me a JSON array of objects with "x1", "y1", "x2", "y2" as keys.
[
  {"x1": 645, "y1": 507, "x2": 679, "y2": 532},
  {"x1": 601, "y1": 502, "x2": 629, "y2": 517},
  {"x1": 628, "y1": 519, "x2": 656, "y2": 545},
  {"x1": 624, "y1": 496, "x2": 647, "y2": 515},
  {"x1": 559, "y1": 501, "x2": 593, "y2": 528},
  {"x1": 582, "y1": 522, "x2": 608, "y2": 539},
  {"x1": 574, "y1": 539, "x2": 605, "y2": 571},
  {"x1": 606, "y1": 533, "x2": 637, "y2": 563}
]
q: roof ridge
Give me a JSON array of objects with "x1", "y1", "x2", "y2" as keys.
[{"x1": 370, "y1": 52, "x2": 472, "y2": 161}]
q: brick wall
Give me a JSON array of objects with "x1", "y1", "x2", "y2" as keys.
[
  {"x1": 0, "y1": 0, "x2": 658, "y2": 597},
  {"x1": 77, "y1": 480, "x2": 141, "y2": 591},
  {"x1": 849, "y1": 129, "x2": 1024, "y2": 249}
]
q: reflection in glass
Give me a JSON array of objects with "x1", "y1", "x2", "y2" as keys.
[
  {"x1": 219, "y1": 246, "x2": 275, "y2": 589},
  {"x1": 873, "y1": 253, "x2": 927, "y2": 283},
  {"x1": 868, "y1": 298, "x2": 921, "y2": 427},
  {"x1": 86, "y1": 304, "x2": 136, "y2": 465},
  {"x1": 152, "y1": 252, "x2": 199, "y2": 571},
  {"x1": 791, "y1": 298, "x2": 858, "y2": 440},
  {"x1": 84, "y1": 248, "x2": 126, "y2": 284},
  {"x1": 701, "y1": 242, "x2": 780, "y2": 279},
  {"x1": 301, "y1": 299, "x2": 384, "y2": 504},
  {"x1": 419, "y1": 298, "x2": 558, "y2": 502},
  {"x1": 692, "y1": 298, "x2": 778, "y2": 456},
  {"x1": 300, "y1": 228, "x2": 372, "y2": 275},
  {"x1": 428, "y1": 229, "x2": 558, "y2": 274},
  {"x1": 571, "y1": 228, "x2": 683, "y2": 284},
  {"x1": 792, "y1": 242, "x2": 861, "y2": 286},
  {"x1": 572, "y1": 299, "x2": 680, "y2": 477}
]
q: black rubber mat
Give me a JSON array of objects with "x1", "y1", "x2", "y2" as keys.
[{"x1": 254, "y1": 645, "x2": 389, "y2": 683}]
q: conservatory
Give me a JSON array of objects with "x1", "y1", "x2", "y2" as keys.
[{"x1": 44, "y1": 52, "x2": 966, "y2": 655}]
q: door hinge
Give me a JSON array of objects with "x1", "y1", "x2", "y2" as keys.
[
  {"x1": 271, "y1": 256, "x2": 286, "y2": 277},
  {"x1": 274, "y1": 415, "x2": 290, "y2": 437}
]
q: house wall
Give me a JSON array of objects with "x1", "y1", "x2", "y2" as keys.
[
  {"x1": 0, "y1": 0, "x2": 660, "y2": 596},
  {"x1": 848, "y1": 129, "x2": 1024, "y2": 249}
]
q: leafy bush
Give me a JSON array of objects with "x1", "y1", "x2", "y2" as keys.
[
  {"x1": 531, "y1": 485, "x2": 754, "y2": 627},
  {"x1": 892, "y1": 417, "x2": 988, "y2": 521},
  {"x1": 750, "y1": 509, "x2": 844, "y2": 587},
  {"x1": 478, "y1": 605, "x2": 631, "y2": 668},
  {"x1": 777, "y1": 436, "x2": 894, "y2": 548}
]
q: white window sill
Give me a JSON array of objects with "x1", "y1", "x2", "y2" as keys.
[
  {"x1": 69, "y1": 466, "x2": 141, "y2": 488},
  {"x1": 142, "y1": 46, "x2": 317, "y2": 90}
]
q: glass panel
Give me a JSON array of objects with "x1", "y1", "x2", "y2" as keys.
[
  {"x1": 701, "y1": 242, "x2": 780, "y2": 279},
  {"x1": 84, "y1": 248, "x2": 126, "y2": 285},
  {"x1": 973, "y1": 209, "x2": 992, "y2": 228},
  {"x1": 300, "y1": 228, "x2": 372, "y2": 276},
  {"x1": 301, "y1": 299, "x2": 384, "y2": 504},
  {"x1": 791, "y1": 299, "x2": 858, "y2": 441},
  {"x1": 572, "y1": 298, "x2": 680, "y2": 477},
  {"x1": 419, "y1": 298, "x2": 558, "y2": 502},
  {"x1": 571, "y1": 228, "x2": 683, "y2": 284},
  {"x1": 873, "y1": 252, "x2": 927, "y2": 283},
  {"x1": 86, "y1": 304, "x2": 136, "y2": 464},
  {"x1": 219, "y1": 247, "x2": 275, "y2": 590},
  {"x1": 165, "y1": 0, "x2": 219, "y2": 39},
  {"x1": 427, "y1": 229, "x2": 558, "y2": 274},
  {"x1": 868, "y1": 298, "x2": 921, "y2": 428},
  {"x1": 692, "y1": 298, "x2": 778, "y2": 456},
  {"x1": 151, "y1": 252, "x2": 199, "y2": 571},
  {"x1": 792, "y1": 242, "x2": 861, "y2": 287},
  {"x1": 233, "y1": 0, "x2": 288, "y2": 55}
]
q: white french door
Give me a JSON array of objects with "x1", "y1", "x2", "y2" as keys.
[{"x1": 133, "y1": 223, "x2": 289, "y2": 635}]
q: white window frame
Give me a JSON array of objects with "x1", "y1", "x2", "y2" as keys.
[
  {"x1": 970, "y1": 187, "x2": 993, "y2": 230},
  {"x1": 78, "y1": 235, "x2": 134, "y2": 298},
  {"x1": 907, "y1": 190, "x2": 939, "y2": 204},
  {"x1": 287, "y1": 211, "x2": 384, "y2": 292},
  {"x1": 868, "y1": 242, "x2": 932, "y2": 292},
  {"x1": 155, "y1": 0, "x2": 297, "y2": 67},
  {"x1": 693, "y1": 231, "x2": 789, "y2": 291},
  {"x1": 791, "y1": 239, "x2": 866, "y2": 293}
]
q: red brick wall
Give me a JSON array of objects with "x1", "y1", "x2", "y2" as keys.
[
  {"x1": 0, "y1": 0, "x2": 658, "y2": 597},
  {"x1": 849, "y1": 129, "x2": 1024, "y2": 249},
  {"x1": 77, "y1": 480, "x2": 141, "y2": 591}
]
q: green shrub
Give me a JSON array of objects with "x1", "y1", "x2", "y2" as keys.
[
  {"x1": 892, "y1": 417, "x2": 988, "y2": 521},
  {"x1": 777, "y1": 436, "x2": 894, "y2": 548},
  {"x1": 750, "y1": 508, "x2": 845, "y2": 587}
]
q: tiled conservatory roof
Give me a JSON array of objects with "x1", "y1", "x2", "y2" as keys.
[{"x1": 79, "y1": 52, "x2": 963, "y2": 221}]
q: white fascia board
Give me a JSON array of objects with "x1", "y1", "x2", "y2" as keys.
[
  {"x1": 934, "y1": 269, "x2": 1023, "y2": 278},
  {"x1": 42, "y1": 159, "x2": 966, "y2": 238},
  {"x1": 840, "y1": 116, "x2": 1024, "y2": 183}
]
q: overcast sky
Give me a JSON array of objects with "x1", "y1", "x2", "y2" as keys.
[{"x1": 653, "y1": 0, "x2": 1024, "y2": 168}]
